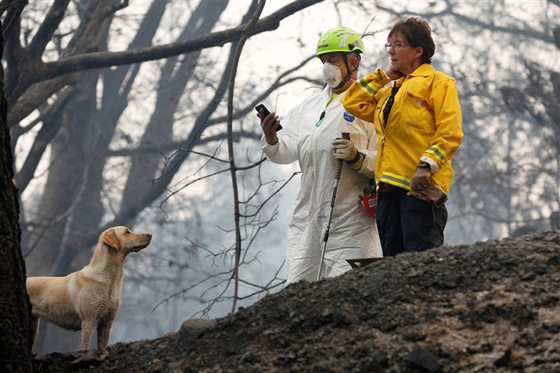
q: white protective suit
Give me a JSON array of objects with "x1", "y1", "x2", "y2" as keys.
[{"x1": 261, "y1": 86, "x2": 383, "y2": 283}]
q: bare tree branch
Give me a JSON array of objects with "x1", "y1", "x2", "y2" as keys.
[
  {"x1": 28, "y1": 0, "x2": 71, "y2": 59},
  {"x1": 1, "y1": 0, "x2": 27, "y2": 40},
  {"x1": 25, "y1": 0, "x2": 323, "y2": 89},
  {"x1": 226, "y1": 0, "x2": 266, "y2": 313},
  {"x1": 375, "y1": 2, "x2": 554, "y2": 44},
  {"x1": 8, "y1": 73, "x2": 77, "y2": 127}
]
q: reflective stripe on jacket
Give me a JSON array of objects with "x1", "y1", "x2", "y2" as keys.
[{"x1": 341, "y1": 64, "x2": 463, "y2": 195}]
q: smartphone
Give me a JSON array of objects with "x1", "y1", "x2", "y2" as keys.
[{"x1": 255, "y1": 104, "x2": 282, "y2": 131}]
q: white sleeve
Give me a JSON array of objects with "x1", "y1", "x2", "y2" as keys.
[
  {"x1": 346, "y1": 117, "x2": 376, "y2": 178},
  {"x1": 260, "y1": 104, "x2": 301, "y2": 165}
]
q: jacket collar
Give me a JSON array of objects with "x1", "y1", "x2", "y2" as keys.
[
  {"x1": 408, "y1": 63, "x2": 434, "y2": 78},
  {"x1": 394, "y1": 64, "x2": 433, "y2": 86}
]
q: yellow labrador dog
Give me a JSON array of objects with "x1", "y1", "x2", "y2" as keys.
[{"x1": 26, "y1": 226, "x2": 152, "y2": 351}]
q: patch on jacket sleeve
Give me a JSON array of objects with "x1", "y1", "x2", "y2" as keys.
[{"x1": 343, "y1": 111, "x2": 355, "y2": 122}]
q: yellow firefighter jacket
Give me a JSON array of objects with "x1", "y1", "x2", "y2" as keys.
[{"x1": 341, "y1": 64, "x2": 463, "y2": 195}]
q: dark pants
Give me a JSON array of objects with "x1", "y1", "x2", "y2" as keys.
[{"x1": 376, "y1": 187, "x2": 447, "y2": 257}]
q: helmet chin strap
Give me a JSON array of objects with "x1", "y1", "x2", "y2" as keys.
[{"x1": 333, "y1": 53, "x2": 357, "y2": 91}]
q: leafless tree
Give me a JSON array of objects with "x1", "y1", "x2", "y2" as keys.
[
  {"x1": 6, "y1": 0, "x2": 558, "y2": 355},
  {"x1": 4, "y1": 0, "x2": 323, "y2": 353},
  {"x1": 0, "y1": 15, "x2": 34, "y2": 372}
]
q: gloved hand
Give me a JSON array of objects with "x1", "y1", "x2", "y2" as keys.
[
  {"x1": 408, "y1": 163, "x2": 447, "y2": 206},
  {"x1": 407, "y1": 184, "x2": 447, "y2": 207},
  {"x1": 410, "y1": 167, "x2": 431, "y2": 192},
  {"x1": 331, "y1": 139, "x2": 357, "y2": 161}
]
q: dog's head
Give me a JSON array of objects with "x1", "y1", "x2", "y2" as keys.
[{"x1": 101, "y1": 226, "x2": 152, "y2": 254}]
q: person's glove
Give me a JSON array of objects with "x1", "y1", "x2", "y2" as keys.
[
  {"x1": 331, "y1": 139, "x2": 358, "y2": 162},
  {"x1": 407, "y1": 162, "x2": 447, "y2": 206},
  {"x1": 410, "y1": 166, "x2": 431, "y2": 192},
  {"x1": 407, "y1": 184, "x2": 448, "y2": 207}
]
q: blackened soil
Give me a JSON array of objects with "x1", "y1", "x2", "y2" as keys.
[{"x1": 34, "y1": 231, "x2": 560, "y2": 372}]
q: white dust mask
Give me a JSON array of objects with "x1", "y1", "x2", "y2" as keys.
[{"x1": 322, "y1": 62, "x2": 343, "y2": 89}]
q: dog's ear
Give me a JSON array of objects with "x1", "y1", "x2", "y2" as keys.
[{"x1": 103, "y1": 230, "x2": 121, "y2": 250}]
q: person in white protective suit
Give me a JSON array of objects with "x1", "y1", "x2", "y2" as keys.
[{"x1": 258, "y1": 27, "x2": 383, "y2": 283}]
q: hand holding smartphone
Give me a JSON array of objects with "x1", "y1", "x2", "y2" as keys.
[{"x1": 255, "y1": 104, "x2": 282, "y2": 131}]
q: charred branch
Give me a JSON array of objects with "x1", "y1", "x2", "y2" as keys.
[
  {"x1": 17, "y1": 0, "x2": 322, "y2": 96},
  {"x1": 28, "y1": 0, "x2": 71, "y2": 60}
]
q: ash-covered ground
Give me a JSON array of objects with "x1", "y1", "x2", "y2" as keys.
[{"x1": 34, "y1": 231, "x2": 560, "y2": 372}]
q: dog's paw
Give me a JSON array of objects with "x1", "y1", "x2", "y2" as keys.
[{"x1": 70, "y1": 350, "x2": 104, "y2": 368}]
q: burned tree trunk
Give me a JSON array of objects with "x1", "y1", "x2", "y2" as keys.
[{"x1": 0, "y1": 18, "x2": 34, "y2": 373}]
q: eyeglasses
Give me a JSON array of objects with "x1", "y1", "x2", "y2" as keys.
[{"x1": 385, "y1": 42, "x2": 411, "y2": 51}]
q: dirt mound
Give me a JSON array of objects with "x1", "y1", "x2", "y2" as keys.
[{"x1": 34, "y1": 231, "x2": 560, "y2": 372}]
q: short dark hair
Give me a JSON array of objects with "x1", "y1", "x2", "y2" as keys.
[{"x1": 388, "y1": 17, "x2": 435, "y2": 64}]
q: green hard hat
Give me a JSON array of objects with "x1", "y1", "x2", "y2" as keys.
[{"x1": 316, "y1": 27, "x2": 365, "y2": 57}]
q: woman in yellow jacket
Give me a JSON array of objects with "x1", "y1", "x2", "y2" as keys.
[{"x1": 341, "y1": 17, "x2": 463, "y2": 256}]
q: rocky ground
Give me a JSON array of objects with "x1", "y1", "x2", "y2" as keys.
[{"x1": 34, "y1": 231, "x2": 560, "y2": 372}]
